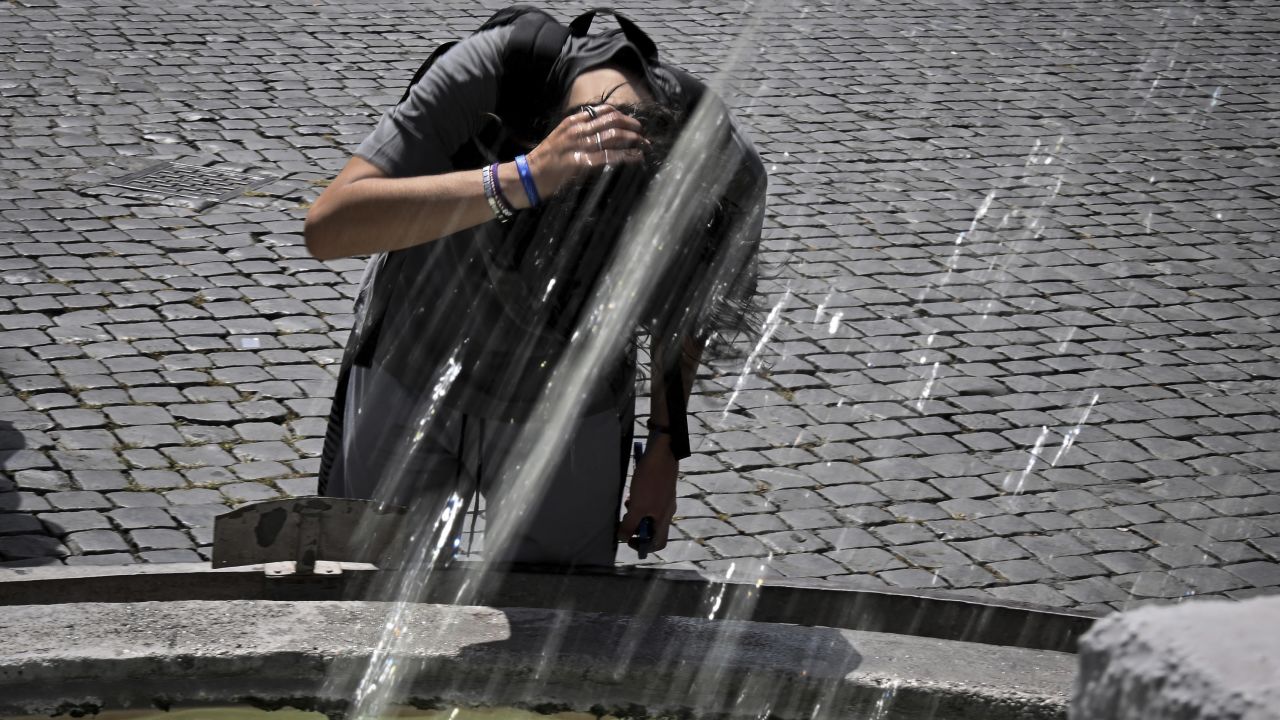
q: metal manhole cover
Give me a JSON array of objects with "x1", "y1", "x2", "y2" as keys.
[{"x1": 104, "y1": 161, "x2": 273, "y2": 205}]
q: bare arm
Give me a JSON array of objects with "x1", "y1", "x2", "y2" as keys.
[
  {"x1": 305, "y1": 155, "x2": 526, "y2": 260},
  {"x1": 304, "y1": 107, "x2": 648, "y2": 261},
  {"x1": 646, "y1": 335, "x2": 704, "y2": 457},
  {"x1": 616, "y1": 335, "x2": 704, "y2": 552}
]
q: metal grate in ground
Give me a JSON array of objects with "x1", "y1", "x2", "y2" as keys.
[{"x1": 103, "y1": 161, "x2": 273, "y2": 205}]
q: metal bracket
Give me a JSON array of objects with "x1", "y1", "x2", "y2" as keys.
[{"x1": 212, "y1": 498, "x2": 407, "y2": 575}]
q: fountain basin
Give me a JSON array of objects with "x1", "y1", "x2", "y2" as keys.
[{"x1": 0, "y1": 599, "x2": 1073, "y2": 720}]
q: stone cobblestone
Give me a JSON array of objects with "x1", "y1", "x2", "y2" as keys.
[{"x1": 1, "y1": 0, "x2": 1278, "y2": 610}]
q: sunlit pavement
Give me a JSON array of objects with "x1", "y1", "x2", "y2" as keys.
[{"x1": 1, "y1": 0, "x2": 1277, "y2": 613}]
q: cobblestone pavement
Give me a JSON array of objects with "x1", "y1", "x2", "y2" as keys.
[{"x1": 2, "y1": 0, "x2": 1278, "y2": 614}]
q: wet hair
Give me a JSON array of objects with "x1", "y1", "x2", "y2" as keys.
[{"x1": 492, "y1": 95, "x2": 762, "y2": 364}]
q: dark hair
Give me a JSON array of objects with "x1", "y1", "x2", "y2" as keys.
[{"x1": 491, "y1": 97, "x2": 761, "y2": 364}]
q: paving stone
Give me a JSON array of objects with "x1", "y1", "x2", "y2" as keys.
[
  {"x1": 161, "y1": 445, "x2": 238, "y2": 468},
  {"x1": 873, "y1": 480, "x2": 945, "y2": 502},
  {"x1": 170, "y1": 403, "x2": 241, "y2": 424},
  {"x1": 0, "y1": 515, "x2": 45, "y2": 536},
  {"x1": 985, "y1": 583, "x2": 1074, "y2": 608},
  {"x1": 766, "y1": 488, "x2": 830, "y2": 511},
  {"x1": 893, "y1": 541, "x2": 970, "y2": 568},
  {"x1": 165, "y1": 489, "x2": 226, "y2": 506},
  {"x1": 1013, "y1": 533, "x2": 1093, "y2": 558},
  {"x1": 923, "y1": 519, "x2": 993, "y2": 541},
  {"x1": 168, "y1": 504, "x2": 230, "y2": 528},
  {"x1": 872, "y1": 523, "x2": 935, "y2": 545},
  {"x1": 878, "y1": 568, "x2": 948, "y2": 589},
  {"x1": 767, "y1": 552, "x2": 846, "y2": 578},
  {"x1": 777, "y1": 508, "x2": 839, "y2": 530},
  {"x1": 14, "y1": 469, "x2": 71, "y2": 491},
  {"x1": 129, "y1": 528, "x2": 193, "y2": 551},
  {"x1": 1095, "y1": 551, "x2": 1164, "y2": 574},
  {"x1": 1225, "y1": 561, "x2": 1280, "y2": 588},
  {"x1": 688, "y1": 472, "x2": 755, "y2": 494},
  {"x1": 130, "y1": 470, "x2": 188, "y2": 490},
  {"x1": 652, "y1": 540, "x2": 713, "y2": 564},
  {"x1": 937, "y1": 498, "x2": 1002, "y2": 520},
  {"x1": 38, "y1": 511, "x2": 111, "y2": 535},
  {"x1": 103, "y1": 405, "x2": 174, "y2": 426},
  {"x1": 976, "y1": 514, "x2": 1040, "y2": 536},
  {"x1": 219, "y1": 483, "x2": 281, "y2": 503},
  {"x1": 826, "y1": 547, "x2": 906, "y2": 573},
  {"x1": 1191, "y1": 517, "x2": 1267, "y2": 541},
  {"x1": 1071, "y1": 528, "x2": 1153, "y2": 552},
  {"x1": 929, "y1": 476, "x2": 998, "y2": 499},
  {"x1": 705, "y1": 493, "x2": 774, "y2": 515},
  {"x1": 66, "y1": 529, "x2": 130, "y2": 554},
  {"x1": 45, "y1": 491, "x2": 111, "y2": 511},
  {"x1": 728, "y1": 513, "x2": 786, "y2": 534},
  {"x1": 815, "y1": 526, "x2": 879, "y2": 550},
  {"x1": 1058, "y1": 577, "x2": 1131, "y2": 604},
  {"x1": 1204, "y1": 541, "x2": 1266, "y2": 564},
  {"x1": 1043, "y1": 555, "x2": 1108, "y2": 579},
  {"x1": 276, "y1": 474, "x2": 318, "y2": 497},
  {"x1": 114, "y1": 425, "x2": 186, "y2": 447},
  {"x1": 1132, "y1": 523, "x2": 1215, "y2": 546},
  {"x1": 861, "y1": 457, "x2": 936, "y2": 481},
  {"x1": 1113, "y1": 571, "x2": 1193, "y2": 599},
  {"x1": 108, "y1": 507, "x2": 175, "y2": 530},
  {"x1": 885, "y1": 502, "x2": 950, "y2": 522},
  {"x1": 987, "y1": 559, "x2": 1056, "y2": 583},
  {"x1": 677, "y1": 517, "x2": 738, "y2": 539},
  {"x1": 1170, "y1": 566, "x2": 1251, "y2": 593},
  {"x1": 0, "y1": 534, "x2": 68, "y2": 560},
  {"x1": 934, "y1": 564, "x2": 1000, "y2": 588},
  {"x1": 817, "y1": 484, "x2": 888, "y2": 505},
  {"x1": 706, "y1": 534, "x2": 770, "y2": 558}
]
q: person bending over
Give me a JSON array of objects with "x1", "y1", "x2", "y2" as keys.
[{"x1": 305, "y1": 8, "x2": 766, "y2": 568}]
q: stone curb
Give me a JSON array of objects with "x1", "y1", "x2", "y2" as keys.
[
  {"x1": 0, "y1": 562, "x2": 1098, "y2": 652},
  {"x1": 0, "y1": 600, "x2": 1074, "y2": 720}
]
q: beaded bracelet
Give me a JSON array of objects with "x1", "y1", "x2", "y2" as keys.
[
  {"x1": 514, "y1": 154, "x2": 541, "y2": 208},
  {"x1": 490, "y1": 162, "x2": 516, "y2": 217},
  {"x1": 481, "y1": 164, "x2": 513, "y2": 223}
]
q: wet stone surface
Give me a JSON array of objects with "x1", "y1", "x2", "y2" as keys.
[{"x1": 1, "y1": 0, "x2": 1278, "y2": 613}]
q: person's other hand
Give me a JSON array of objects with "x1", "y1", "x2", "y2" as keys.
[
  {"x1": 617, "y1": 436, "x2": 678, "y2": 554},
  {"x1": 527, "y1": 104, "x2": 648, "y2": 199}
]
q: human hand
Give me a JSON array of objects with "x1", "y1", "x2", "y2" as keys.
[
  {"x1": 526, "y1": 104, "x2": 649, "y2": 200},
  {"x1": 617, "y1": 436, "x2": 678, "y2": 554}
]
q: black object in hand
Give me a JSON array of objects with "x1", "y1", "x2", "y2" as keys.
[{"x1": 629, "y1": 516, "x2": 655, "y2": 559}]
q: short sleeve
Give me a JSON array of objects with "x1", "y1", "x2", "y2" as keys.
[{"x1": 355, "y1": 25, "x2": 513, "y2": 178}]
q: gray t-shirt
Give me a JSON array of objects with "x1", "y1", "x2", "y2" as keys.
[{"x1": 350, "y1": 24, "x2": 763, "y2": 422}]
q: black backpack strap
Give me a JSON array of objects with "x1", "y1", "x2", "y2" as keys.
[
  {"x1": 663, "y1": 361, "x2": 691, "y2": 459},
  {"x1": 493, "y1": 8, "x2": 571, "y2": 141},
  {"x1": 398, "y1": 5, "x2": 570, "y2": 133},
  {"x1": 398, "y1": 40, "x2": 459, "y2": 106}
]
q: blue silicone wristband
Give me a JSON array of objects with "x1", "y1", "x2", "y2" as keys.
[{"x1": 514, "y1": 154, "x2": 541, "y2": 208}]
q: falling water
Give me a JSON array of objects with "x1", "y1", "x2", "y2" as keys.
[
  {"x1": 1050, "y1": 391, "x2": 1099, "y2": 466},
  {"x1": 326, "y1": 6, "x2": 784, "y2": 716},
  {"x1": 1003, "y1": 425, "x2": 1050, "y2": 494},
  {"x1": 723, "y1": 289, "x2": 790, "y2": 417}
]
